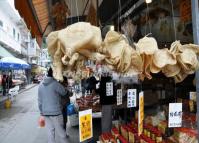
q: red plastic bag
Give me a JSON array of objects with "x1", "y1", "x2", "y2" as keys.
[{"x1": 38, "y1": 116, "x2": 45, "y2": 127}]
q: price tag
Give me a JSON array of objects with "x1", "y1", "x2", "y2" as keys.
[
  {"x1": 127, "y1": 89, "x2": 137, "y2": 108},
  {"x1": 79, "y1": 109, "x2": 93, "y2": 142},
  {"x1": 138, "y1": 92, "x2": 144, "y2": 135},
  {"x1": 190, "y1": 92, "x2": 196, "y2": 102},
  {"x1": 168, "y1": 103, "x2": 182, "y2": 128},
  {"x1": 106, "y1": 82, "x2": 113, "y2": 96},
  {"x1": 117, "y1": 89, "x2": 122, "y2": 105}
]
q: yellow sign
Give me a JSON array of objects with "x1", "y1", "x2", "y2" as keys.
[
  {"x1": 79, "y1": 109, "x2": 93, "y2": 142},
  {"x1": 138, "y1": 92, "x2": 144, "y2": 135}
]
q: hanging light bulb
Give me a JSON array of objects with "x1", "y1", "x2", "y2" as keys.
[
  {"x1": 110, "y1": 25, "x2": 115, "y2": 31},
  {"x1": 145, "y1": 0, "x2": 152, "y2": 3}
]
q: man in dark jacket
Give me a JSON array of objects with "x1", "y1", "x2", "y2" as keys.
[
  {"x1": 38, "y1": 67, "x2": 68, "y2": 143},
  {"x1": 60, "y1": 76, "x2": 72, "y2": 132}
]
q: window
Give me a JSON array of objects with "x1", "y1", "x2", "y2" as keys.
[
  {"x1": 17, "y1": 33, "x2": 20, "y2": 41},
  {"x1": 0, "y1": 20, "x2": 3, "y2": 27},
  {"x1": 13, "y1": 28, "x2": 15, "y2": 38}
]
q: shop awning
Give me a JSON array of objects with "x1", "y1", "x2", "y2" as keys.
[
  {"x1": 0, "y1": 46, "x2": 15, "y2": 58},
  {"x1": 14, "y1": 0, "x2": 48, "y2": 46}
]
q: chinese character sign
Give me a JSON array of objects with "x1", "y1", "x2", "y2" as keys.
[
  {"x1": 168, "y1": 103, "x2": 182, "y2": 128},
  {"x1": 127, "y1": 89, "x2": 137, "y2": 108},
  {"x1": 106, "y1": 82, "x2": 113, "y2": 96},
  {"x1": 117, "y1": 89, "x2": 122, "y2": 105},
  {"x1": 79, "y1": 109, "x2": 93, "y2": 142}
]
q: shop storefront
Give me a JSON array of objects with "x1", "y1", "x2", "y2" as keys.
[{"x1": 15, "y1": 0, "x2": 199, "y2": 142}]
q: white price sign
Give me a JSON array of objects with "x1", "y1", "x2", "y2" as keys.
[
  {"x1": 190, "y1": 92, "x2": 196, "y2": 101},
  {"x1": 117, "y1": 89, "x2": 122, "y2": 105},
  {"x1": 168, "y1": 103, "x2": 182, "y2": 128},
  {"x1": 106, "y1": 82, "x2": 113, "y2": 96},
  {"x1": 127, "y1": 89, "x2": 137, "y2": 108}
]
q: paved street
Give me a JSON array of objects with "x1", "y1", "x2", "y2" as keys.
[
  {"x1": 0, "y1": 85, "x2": 101, "y2": 143},
  {"x1": 0, "y1": 85, "x2": 48, "y2": 143}
]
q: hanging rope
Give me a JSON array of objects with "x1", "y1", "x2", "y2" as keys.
[
  {"x1": 75, "y1": 0, "x2": 79, "y2": 22},
  {"x1": 174, "y1": 81, "x2": 177, "y2": 103},
  {"x1": 170, "y1": 0, "x2": 177, "y2": 40},
  {"x1": 144, "y1": 7, "x2": 147, "y2": 35},
  {"x1": 118, "y1": 0, "x2": 121, "y2": 32},
  {"x1": 70, "y1": 0, "x2": 73, "y2": 24},
  {"x1": 146, "y1": 3, "x2": 151, "y2": 34}
]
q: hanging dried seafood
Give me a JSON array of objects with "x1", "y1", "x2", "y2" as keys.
[{"x1": 47, "y1": 22, "x2": 199, "y2": 83}]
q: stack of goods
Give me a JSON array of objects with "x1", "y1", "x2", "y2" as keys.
[
  {"x1": 99, "y1": 133, "x2": 116, "y2": 143},
  {"x1": 76, "y1": 95, "x2": 100, "y2": 112},
  {"x1": 170, "y1": 128, "x2": 197, "y2": 143},
  {"x1": 142, "y1": 124, "x2": 163, "y2": 143},
  {"x1": 47, "y1": 22, "x2": 199, "y2": 83},
  {"x1": 99, "y1": 113, "x2": 198, "y2": 143}
]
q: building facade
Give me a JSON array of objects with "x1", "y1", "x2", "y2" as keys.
[{"x1": 0, "y1": 0, "x2": 40, "y2": 64}]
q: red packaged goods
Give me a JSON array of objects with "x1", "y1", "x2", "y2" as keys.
[
  {"x1": 134, "y1": 134, "x2": 140, "y2": 143},
  {"x1": 173, "y1": 128, "x2": 197, "y2": 143},
  {"x1": 100, "y1": 132, "x2": 116, "y2": 143},
  {"x1": 111, "y1": 127, "x2": 120, "y2": 139},
  {"x1": 150, "y1": 128, "x2": 156, "y2": 141},
  {"x1": 117, "y1": 135, "x2": 128, "y2": 143},
  {"x1": 140, "y1": 134, "x2": 148, "y2": 143},
  {"x1": 128, "y1": 128, "x2": 135, "y2": 143},
  {"x1": 100, "y1": 133, "x2": 108, "y2": 142},
  {"x1": 140, "y1": 134, "x2": 156, "y2": 143},
  {"x1": 154, "y1": 129, "x2": 162, "y2": 143},
  {"x1": 121, "y1": 125, "x2": 129, "y2": 141},
  {"x1": 157, "y1": 121, "x2": 167, "y2": 134}
]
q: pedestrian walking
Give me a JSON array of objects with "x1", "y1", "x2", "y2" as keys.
[
  {"x1": 7, "y1": 74, "x2": 13, "y2": 88},
  {"x1": 2, "y1": 75, "x2": 7, "y2": 96},
  {"x1": 38, "y1": 67, "x2": 68, "y2": 143},
  {"x1": 60, "y1": 76, "x2": 72, "y2": 135}
]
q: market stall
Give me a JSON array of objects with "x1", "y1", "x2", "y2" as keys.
[{"x1": 14, "y1": 0, "x2": 199, "y2": 142}]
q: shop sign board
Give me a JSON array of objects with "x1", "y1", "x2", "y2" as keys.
[
  {"x1": 117, "y1": 89, "x2": 123, "y2": 105},
  {"x1": 138, "y1": 92, "x2": 144, "y2": 136},
  {"x1": 168, "y1": 103, "x2": 182, "y2": 128},
  {"x1": 106, "y1": 82, "x2": 113, "y2": 96},
  {"x1": 127, "y1": 89, "x2": 137, "y2": 108},
  {"x1": 189, "y1": 92, "x2": 196, "y2": 102},
  {"x1": 79, "y1": 109, "x2": 93, "y2": 142}
]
